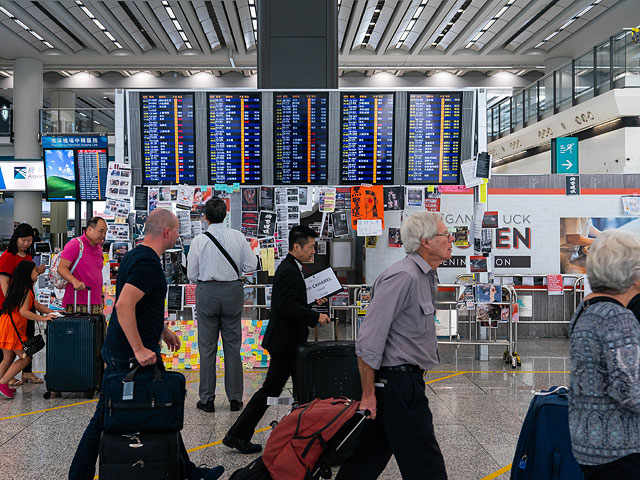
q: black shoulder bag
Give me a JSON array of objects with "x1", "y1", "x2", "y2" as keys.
[
  {"x1": 9, "y1": 312, "x2": 45, "y2": 357},
  {"x1": 203, "y1": 231, "x2": 240, "y2": 279}
]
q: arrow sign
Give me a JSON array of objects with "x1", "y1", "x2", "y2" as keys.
[{"x1": 552, "y1": 137, "x2": 579, "y2": 174}]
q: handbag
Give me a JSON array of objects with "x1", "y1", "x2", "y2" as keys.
[{"x1": 9, "y1": 312, "x2": 45, "y2": 357}]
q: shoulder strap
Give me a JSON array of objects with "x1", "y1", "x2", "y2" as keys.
[
  {"x1": 570, "y1": 296, "x2": 625, "y2": 335},
  {"x1": 203, "y1": 231, "x2": 240, "y2": 278},
  {"x1": 8, "y1": 311, "x2": 25, "y2": 344},
  {"x1": 69, "y1": 237, "x2": 84, "y2": 274}
]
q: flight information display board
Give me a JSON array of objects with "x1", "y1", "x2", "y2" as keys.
[
  {"x1": 77, "y1": 149, "x2": 108, "y2": 200},
  {"x1": 407, "y1": 92, "x2": 462, "y2": 184},
  {"x1": 141, "y1": 93, "x2": 196, "y2": 185},
  {"x1": 340, "y1": 93, "x2": 394, "y2": 184},
  {"x1": 274, "y1": 93, "x2": 328, "y2": 184},
  {"x1": 208, "y1": 93, "x2": 261, "y2": 184}
]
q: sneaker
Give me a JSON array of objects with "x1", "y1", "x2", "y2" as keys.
[
  {"x1": 196, "y1": 399, "x2": 215, "y2": 413},
  {"x1": 230, "y1": 400, "x2": 243, "y2": 411},
  {"x1": 0, "y1": 383, "x2": 15, "y2": 399},
  {"x1": 190, "y1": 464, "x2": 224, "y2": 480},
  {"x1": 223, "y1": 433, "x2": 262, "y2": 454}
]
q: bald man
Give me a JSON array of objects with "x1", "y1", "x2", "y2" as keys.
[{"x1": 69, "y1": 210, "x2": 224, "y2": 480}]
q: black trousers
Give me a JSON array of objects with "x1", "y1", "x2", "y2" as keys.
[
  {"x1": 226, "y1": 350, "x2": 296, "y2": 442},
  {"x1": 581, "y1": 453, "x2": 640, "y2": 479},
  {"x1": 336, "y1": 369, "x2": 447, "y2": 480}
]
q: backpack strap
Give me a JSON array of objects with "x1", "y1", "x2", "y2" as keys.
[
  {"x1": 69, "y1": 237, "x2": 84, "y2": 274},
  {"x1": 203, "y1": 231, "x2": 240, "y2": 278}
]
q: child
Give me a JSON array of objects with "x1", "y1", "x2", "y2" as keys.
[{"x1": 0, "y1": 260, "x2": 57, "y2": 398}]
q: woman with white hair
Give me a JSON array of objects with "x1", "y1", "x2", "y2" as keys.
[{"x1": 569, "y1": 229, "x2": 640, "y2": 479}]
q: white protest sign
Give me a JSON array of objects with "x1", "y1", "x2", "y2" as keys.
[
  {"x1": 356, "y1": 219, "x2": 382, "y2": 237},
  {"x1": 305, "y1": 267, "x2": 343, "y2": 304}
]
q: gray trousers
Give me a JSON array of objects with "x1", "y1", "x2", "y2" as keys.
[{"x1": 196, "y1": 280, "x2": 244, "y2": 403}]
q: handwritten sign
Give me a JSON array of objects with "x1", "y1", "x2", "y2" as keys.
[{"x1": 356, "y1": 219, "x2": 382, "y2": 237}]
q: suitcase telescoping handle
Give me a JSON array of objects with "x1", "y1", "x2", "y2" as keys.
[{"x1": 73, "y1": 286, "x2": 91, "y2": 311}]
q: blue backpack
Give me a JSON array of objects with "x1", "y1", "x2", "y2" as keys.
[{"x1": 510, "y1": 386, "x2": 584, "y2": 480}]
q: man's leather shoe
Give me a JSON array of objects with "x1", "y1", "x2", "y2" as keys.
[
  {"x1": 230, "y1": 400, "x2": 243, "y2": 411},
  {"x1": 222, "y1": 434, "x2": 262, "y2": 454},
  {"x1": 196, "y1": 400, "x2": 215, "y2": 413}
]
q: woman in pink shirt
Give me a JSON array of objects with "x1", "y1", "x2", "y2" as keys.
[{"x1": 57, "y1": 217, "x2": 107, "y2": 314}]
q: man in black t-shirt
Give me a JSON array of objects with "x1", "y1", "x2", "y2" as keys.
[{"x1": 69, "y1": 210, "x2": 223, "y2": 480}]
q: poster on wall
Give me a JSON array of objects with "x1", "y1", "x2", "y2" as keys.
[
  {"x1": 383, "y1": 186, "x2": 404, "y2": 211},
  {"x1": 350, "y1": 185, "x2": 384, "y2": 231},
  {"x1": 559, "y1": 217, "x2": 640, "y2": 273}
]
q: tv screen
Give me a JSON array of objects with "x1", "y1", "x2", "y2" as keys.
[{"x1": 44, "y1": 149, "x2": 77, "y2": 201}]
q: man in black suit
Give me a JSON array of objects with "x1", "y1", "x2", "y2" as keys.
[{"x1": 223, "y1": 225, "x2": 331, "y2": 453}]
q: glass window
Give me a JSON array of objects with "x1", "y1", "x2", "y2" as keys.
[
  {"x1": 575, "y1": 51, "x2": 594, "y2": 102},
  {"x1": 556, "y1": 63, "x2": 573, "y2": 109},
  {"x1": 513, "y1": 91, "x2": 523, "y2": 129},
  {"x1": 499, "y1": 100, "x2": 510, "y2": 135},
  {"x1": 525, "y1": 84, "x2": 537, "y2": 123},
  {"x1": 492, "y1": 106, "x2": 500, "y2": 138},
  {"x1": 539, "y1": 74, "x2": 554, "y2": 117},
  {"x1": 613, "y1": 31, "x2": 627, "y2": 86},
  {"x1": 596, "y1": 40, "x2": 611, "y2": 93}
]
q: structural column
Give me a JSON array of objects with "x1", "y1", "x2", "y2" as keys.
[
  {"x1": 48, "y1": 89, "x2": 76, "y2": 246},
  {"x1": 13, "y1": 58, "x2": 43, "y2": 230}
]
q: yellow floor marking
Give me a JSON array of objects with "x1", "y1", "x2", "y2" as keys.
[
  {"x1": 425, "y1": 371, "x2": 467, "y2": 384},
  {"x1": 430, "y1": 370, "x2": 570, "y2": 374},
  {"x1": 481, "y1": 463, "x2": 512, "y2": 479},
  {"x1": 187, "y1": 426, "x2": 273, "y2": 453},
  {"x1": 0, "y1": 399, "x2": 98, "y2": 421}
]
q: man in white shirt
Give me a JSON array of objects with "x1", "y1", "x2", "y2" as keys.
[{"x1": 187, "y1": 198, "x2": 257, "y2": 413}]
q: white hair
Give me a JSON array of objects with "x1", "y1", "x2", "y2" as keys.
[
  {"x1": 400, "y1": 211, "x2": 443, "y2": 254},
  {"x1": 587, "y1": 229, "x2": 640, "y2": 294}
]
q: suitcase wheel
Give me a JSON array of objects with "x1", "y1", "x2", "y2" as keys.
[{"x1": 43, "y1": 391, "x2": 51, "y2": 399}]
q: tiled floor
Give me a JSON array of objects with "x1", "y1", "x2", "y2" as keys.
[{"x1": 0, "y1": 338, "x2": 571, "y2": 480}]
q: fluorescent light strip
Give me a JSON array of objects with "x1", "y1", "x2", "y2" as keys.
[
  {"x1": 158, "y1": 1, "x2": 192, "y2": 49},
  {"x1": 533, "y1": 0, "x2": 602, "y2": 49},
  {"x1": 249, "y1": 0, "x2": 257, "y2": 42},
  {"x1": 0, "y1": 6, "x2": 53, "y2": 49},
  {"x1": 417, "y1": 0, "x2": 472, "y2": 49},
  {"x1": 465, "y1": 0, "x2": 515, "y2": 49},
  {"x1": 361, "y1": 0, "x2": 385, "y2": 47},
  {"x1": 395, "y1": 0, "x2": 429, "y2": 48},
  {"x1": 75, "y1": 0, "x2": 122, "y2": 49}
]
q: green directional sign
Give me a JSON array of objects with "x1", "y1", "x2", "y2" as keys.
[{"x1": 551, "y1": 137, "x2": 579, "y2": 174}]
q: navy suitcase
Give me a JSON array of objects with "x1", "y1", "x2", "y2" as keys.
[
  {"x1": 99, "y1": 431, "x2": 184, "y2": 479},
  {"x1": 510, "y1": 386, "x2": 584, "y2": 480},
  {"x1": 293, "y1": 341, "x2": 361, "y2": 404},
  {"x1": 44, "y1": 289, "x2": 105, "y2": 399}
]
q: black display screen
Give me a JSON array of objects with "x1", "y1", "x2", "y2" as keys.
[
  {"x1": 273, "y1": 93, "x2": 328, "y2": 184},
  {"x1": 208, "y1": 93, "x2": 261, "y2": 184},
  {"x1": 77, "y1": 149, "x2": 108, "y2": 200},
  {"x1": 141, "y1": 93, "x2": 196, "y2": 185},
  {"x1": 340, "y1": 93, "x2": 394, "y2": 184},
  {"x1": 407, "y1": 92, "x2": 462, "y2": 184}
]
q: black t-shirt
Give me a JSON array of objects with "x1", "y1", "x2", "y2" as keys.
[{"x1": 103, "y1": 245, "x2": 167, "y2": 356}]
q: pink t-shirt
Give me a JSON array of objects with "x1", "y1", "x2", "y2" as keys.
[{"x1": 60, "y1": 234, "x2": 104, "y2": 307}]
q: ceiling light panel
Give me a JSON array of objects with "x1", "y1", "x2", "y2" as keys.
[
  {"x1": 192, "y1": 0, "x2": 221, "y2": 51},
  {"x1": 0, "y1": 4, "x2": 54, "y2": 51},
  {"x1": 365, "y1": 1, "x2": 394, "y2": 50},
  {"x1": 338, "y1": 0, "x2": 353, "y2": 50},
  {"x1": 237, "y1": 0, "x2": 257, "y2": 51},
  {"x1": 73, "y1": 0, "x2": 122, "y2": 50},
  {"x1": 533, "y1": 0, "x2": 606, "y2": 50},
  {"x1": 151, "y1": 1, "x2": 193, "y2": 51},
  {"x1": 390, "y1": 0, "x2": 436, "y2": 51},
  {"x1": 423, "y1": 0, "x2": 472, "y2": 50},
  {"x1": 464, "y1": 0, "x2": 523, "y2": 51},
  {"x1": 353, "y1": 0, "x2": 385, "y2": 50}
]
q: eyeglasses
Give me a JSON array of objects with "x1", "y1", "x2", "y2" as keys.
[{"x1": 433, "y1": 233, "x2": 454, "y2": 239}]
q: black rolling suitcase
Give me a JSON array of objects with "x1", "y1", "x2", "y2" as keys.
[
  {"x1": 44, "y1": 287, "x2": 105, "y2": 399},
  {"x1": 293, "y1": 341, "x2": 362, "y2": 404},
  {"x1": 99, "y1": 432, "x2": 184, "y2": 480}
]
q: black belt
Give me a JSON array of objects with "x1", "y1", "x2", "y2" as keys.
[{"x1": 379, "y1": 364, "x2": 424, "y2": 374}]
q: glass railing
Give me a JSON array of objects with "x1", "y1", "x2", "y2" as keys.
[
  {"x1": 40, "y1": 108, "x2": 115, "y2": 135},
  {"x1": 488, "y1": 30, "x2": 640, "y2": 141}
]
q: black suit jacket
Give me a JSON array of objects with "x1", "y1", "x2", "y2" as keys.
[{"x1": 262, "y1": 253, "x2": 319, "y2": 355}]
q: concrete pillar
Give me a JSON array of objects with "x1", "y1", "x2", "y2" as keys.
[
  {"x1": 13, "y1": 58, "x2": 43, "y2": 229},
  {"x1": 48, "y1": 89, "x2": 76, "y2": 246}
]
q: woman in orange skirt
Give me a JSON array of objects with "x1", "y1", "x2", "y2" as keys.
[{"x1": 0, "y1": 260, "x2": 56, "y2": 399}]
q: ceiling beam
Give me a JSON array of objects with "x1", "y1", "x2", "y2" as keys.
[
  {"x1": 170, "y1": 0, "x2": 206, "y2": 52},
  {"x1": 341, "y1": 0, "x2": 366, "y2": 54},
  {"x1": 130, "y1": 0, "x2": 179, "y2": 55},
  {"x1": 87, "y1": 0, "x2": 144, "y2": 54},
  {"x1": 377, "y1": 0, "x2": 411, "y2": 54},
  {"x1": 222, "y1": 0, "x2": 247, "y2": 55},
  {"x1": 47, "y1": 0, "x2": 110, "y2": 54}
]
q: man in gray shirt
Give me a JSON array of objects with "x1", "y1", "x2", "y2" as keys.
[
  {"x1": 337, "y1": 211, "x2": 451, "y2": 480},
  {"x1": 187, "y1": 198, "x2": 257, "y2": 413}
]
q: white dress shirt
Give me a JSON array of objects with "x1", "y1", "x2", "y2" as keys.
[{"x1": 187, "y1": 223, "x2": 257, "y2": 282}]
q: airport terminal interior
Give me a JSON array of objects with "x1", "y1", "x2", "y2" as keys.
[{"x1": 0, "y1": 0, "x2": 639, "y2": 479}]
